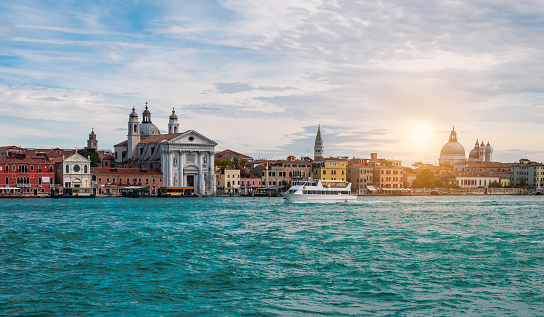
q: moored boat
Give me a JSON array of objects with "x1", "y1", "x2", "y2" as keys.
[{"x1": 281, "y1": 178, "x2": 357, "y2": 203}]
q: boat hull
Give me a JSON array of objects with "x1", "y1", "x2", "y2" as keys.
[{"x1": 281, "y1": 192, "x2": 357, "y2": 203}]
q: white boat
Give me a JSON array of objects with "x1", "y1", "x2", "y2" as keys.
[{"x1": 281, "y1": 178, "x2": 357, "y2": 203}]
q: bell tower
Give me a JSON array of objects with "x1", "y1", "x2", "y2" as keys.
[
  {"x1": 127, "y1": 107, "x2": 140, "y2": 160},
  {"x1": 87, "y1": 128, "x2": 97, "y2": 150},
  {"x1": 314, "y1": 124, "x2": 324, "y2": 161},
  {"x1": 168, "y1": 108, "x2": 180, "y2": 134}
]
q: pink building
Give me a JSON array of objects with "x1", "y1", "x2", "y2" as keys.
[{"x1": 240, "y1": 173, "x2": 262, "y2": 195}]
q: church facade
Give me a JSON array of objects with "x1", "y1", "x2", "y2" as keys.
[{"x1": 113, "y1": 103, "x2": 217, "y2": 195}]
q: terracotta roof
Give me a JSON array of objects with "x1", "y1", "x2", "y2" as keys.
[
  {"x1": 466, "y1": 162, "x2": 516, "y2": 168},
  {"x1": 0, "y1": 146, "x2": 18, "y2": 151},
  {"x1": 115, "y1": 140, "x2": 128, "y2": 147},
  {"x1": 451, "y1": 171, "x2": 499, "y2": 177},
  {"x1": 138, "y1": 133, "x2": 181, "y2": 144},
  {"x1": 215, "y1": 149, "x2": 253, "y2": 160},
  {"x1": 241, "y1": 173, "x2": 261, "y2": 179},
  {"x1": 416, "y1": 165, "x2": 451, "y2": 171},
  {"x1": 348, "y1": 163, "x2": 371, "y2": 169},
  {"x1": 0, "y1": 155, "x2": 50, "y2": 163},
  {"x1": 99, "y1": 154, "x2": 114, "y2": 160},
  {"x1": 91, "y1": 167, "x2": 163, "y2": 176}
]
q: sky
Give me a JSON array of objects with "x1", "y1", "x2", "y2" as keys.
[{"x1": 1, "y1": 0, "x2": 544, "y2": 166}]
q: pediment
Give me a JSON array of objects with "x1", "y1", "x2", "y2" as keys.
[
  {"x1": 184, "y1": 164, "x2": 199, "y2": 171},
  {"x1": 167, "y1": 130, "x2": 218, "y2": 146},
  {"x1": 65, "y1": 153, "x2": 90, "y2": 163}
]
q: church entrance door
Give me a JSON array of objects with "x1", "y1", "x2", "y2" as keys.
[{"x1": 187, "y1": 175, "x2": 195, "y2": 187}]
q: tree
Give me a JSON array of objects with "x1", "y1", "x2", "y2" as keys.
[
  {"x1": 516, "y1": 180, "x2": 528, "y2": 188},
  {"x1": 412, "y1": 162, "x2": 424, "y2": 168},
  {"x1": 77, "y1": 147, "x2": 100, "y2": 167},
  {"x1": 232, "y1": 157, "x2": 240, "y2": 168},
  {"x1": 412, "y1": 170, "x2": 437, "y2": 188},
  {"x1": 489, "y1": 181, "x2": 502, "y2": 188}
]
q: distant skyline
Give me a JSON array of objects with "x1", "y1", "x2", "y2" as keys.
[{"x1": 1, "y1": 1, "x2": 544, "y2": 165}]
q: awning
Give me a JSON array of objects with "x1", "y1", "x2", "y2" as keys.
[
  {"x1": 262, "y1": 186, "x2": 285, "y2": 190},
  {"x1": 366, "y1": 186, "x2": 376, "y2": 191}
]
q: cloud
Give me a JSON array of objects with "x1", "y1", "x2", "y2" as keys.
[{"x1": 1, "y1": 1, "x2": 544, "y2": 165}]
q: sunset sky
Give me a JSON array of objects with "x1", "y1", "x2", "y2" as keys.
[{"x1": 1, "y1": 1, "x2": 544, "y2": 165}]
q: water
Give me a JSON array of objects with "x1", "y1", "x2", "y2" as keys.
[{"x1": 1, "y1": 196, "x2": 543, "y2": 316}]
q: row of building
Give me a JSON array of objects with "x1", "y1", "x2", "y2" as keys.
[{"x1": 1, "y1": 104, "x2": 543, "y2": 197}]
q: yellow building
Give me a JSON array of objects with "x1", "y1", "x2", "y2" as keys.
[
  {"x1": 313, "y1": 157, "x2": 348, "y2": 184},
  {"x1": 215, "y1": 167, "x2": 240, "y2": 195}
]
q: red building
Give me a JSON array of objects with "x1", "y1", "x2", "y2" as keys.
[
  {"x1": 91, "y1": 167, "x2": 163, "y2": 196},
  {"x1": 0, "y1": 153, "x2": 55, "y2": 196}
]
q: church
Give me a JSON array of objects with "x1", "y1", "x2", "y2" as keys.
[
  {"x1": 438, "y1": 127, "x2": 467, "y2": 165},
  {"x1": 114, "y1": 103, "x2": 218, "y2": 195},
  {"x1": 439, "y1": 127, "x2": 494, "y2": 165}
]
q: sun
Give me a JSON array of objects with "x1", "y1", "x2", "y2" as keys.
[{"x1": 412, "y1": 122, "x2": 434, "y2": 144}]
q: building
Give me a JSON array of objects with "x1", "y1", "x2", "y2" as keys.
[
  {"x1": 87, "y1": 129, "x2": 98, "y2": 150},
  {"x1": 91, "y1": 167, "x2": 163, "y2": 196},
  {"x1": 347, "y1": 163, "x2": 373, "y2": 194},
  {"x1": 468, "y1": 140, "x2": 493, "y2": 162},
  {"x1": 216, "y1": 167, "x2": 240, "y2": 195},
  {"x1": 314, "y1": 124, "x2": 324, "y2": 161},
  {"x1": 512, "y1": 159, "x2": 544, "y2": 189},
  {"x1": 439, "y1": 127, "x2": 466, "y2": 165},
  {"x1": 374, "y1": 165, "x2": 404, "y2": 190},
  {"x1": 313, "y1": 157, "x2": 348, "y2": 184},
  {"x1": 55, "y1": 152, "x2": 92, "y2": 196},
  {"x1": 240, "y1": 173, "x2": 262, "y2": 195},
  {"x1": 0, "y1": 152, "x2": 55, "y2": 196},
  {"x1": 215, "y1": 149, "x2": 253, "y2": 162},
  {"x1": 113, "y1": 103, "x2": 218, "y2": 195},
  {"x1": 452, "y1": 171, "x2": 500, "y2": 189},
  {"x1": 258, "y1": 156, "x2": 311, "y2": 188}
]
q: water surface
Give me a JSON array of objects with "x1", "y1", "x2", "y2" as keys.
[{"x1": 1, "y1": 196, "x2": 543, "y2": 315}]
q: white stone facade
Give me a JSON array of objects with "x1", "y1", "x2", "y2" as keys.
[{"x1": 60, "y1": 153, "x2": 91, "y2": 188}]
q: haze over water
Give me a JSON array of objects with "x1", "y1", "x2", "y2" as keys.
[{"x1": 1, "y1": 196, "x2": 543, "y2": 315}]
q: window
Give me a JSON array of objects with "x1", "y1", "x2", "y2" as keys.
[
  {"x1": 99, "y1": 178, "x2": 102, "y2": 182},
  {"x1": 5, "y1": 177, "x2": 8, "y2": 185},
  {"x1": 30, "y1": 165, "x2": 34, "y2": 171},
  {"x1": 66, "y1": 165, "x2": 69, "y2": 173},
  {"x1": 107, "y1": 178, "x2": 110, "y2": 183},
  {"x1": 84, "y1": 165, "x2": 88, "y2": 173},
  {"x1": 38, "y1": 165, "x2": 42, "y2": 173}
]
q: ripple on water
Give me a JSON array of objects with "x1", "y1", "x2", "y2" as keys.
[{"x1": 0, "y1": 195, "x2": 543, "y2": 315}]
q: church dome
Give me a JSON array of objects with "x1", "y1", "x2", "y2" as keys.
[
  {"x1": 469, "y1": 148, "x2": 479, "y2": 159},
  {"x1": 440, "y1": 142, "x2": 465, "y2": 155},
  {"x1": 140, "y1": 122, "x2": 160, "y2": 138},
  {"x1": 439, "y1": 127, "x2": 466, "y2": 165},
  {"x1": 440, "y1": 127, "x2": 465, "y2": 155}
]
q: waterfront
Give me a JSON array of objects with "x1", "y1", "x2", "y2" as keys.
[{"x1": 1, "y1": 196, "x2": 543, "y2": 316}]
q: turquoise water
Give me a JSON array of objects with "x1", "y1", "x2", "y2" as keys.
[{"x1": 1, "y1": 196, "x2": 543, "y2": 316}]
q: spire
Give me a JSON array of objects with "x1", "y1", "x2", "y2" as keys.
[
  {"x1": 315, "y1": 124, "x2": 323, "y2": 142},
  {"x1": 142, "y1": 102, "x2": 152, "y2": 123},
  {"x1": 449, "y1": 126, "x2": 458, "y2": 142},
  {"x1": 314, "y1": 124, "x2": 324, "y2": 161}
]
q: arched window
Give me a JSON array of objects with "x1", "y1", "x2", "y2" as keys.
[
  {"x1": 92, "y1": 175, "x2": 96, "y2": 181},
  {"x1": 66, "y1": 165, "x2": 69, "y2": 173},
  {"x1": 5, "y1": 177, "x2": 8, "y2": 185},
  {"x1": 38, "y1": 165, "x2": 42, "y2": 173},
  {"x1": 49, "y1": 165, "x2": 53, "y2": 173},
  {"x1": 5, "y1": 165, "x2": 8, "y2": 173},
  {"x1": 39, "y1": 177, "x2": 42, "y2": 185},
  {"x1": 84, "y1": 165, "x2": 88, "y2": 173}
]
